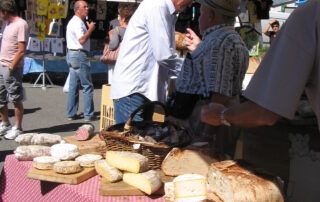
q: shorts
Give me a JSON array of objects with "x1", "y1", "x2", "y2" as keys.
[{"x1": 0, "y1": 64, "x2": 24, "y2": 107}]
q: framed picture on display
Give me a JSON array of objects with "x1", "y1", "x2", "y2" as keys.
[{"x1": 96, "y1": 1, "x2": 107, "y2": 20}]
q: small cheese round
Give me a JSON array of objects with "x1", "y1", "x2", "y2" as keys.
[
  {"x1": 53, "y1": 161, "x2": 82, "y2": 174},
  {"x1": 33, "y1": 156, "x2": 60, "y2": 170},
  {"x1": 173, "y1": 174, "x2": 207, "y2": 202},
  {"x1": 75, "y1": 154, "x2": 102, "y2": 167},
  {"x1": 50, "y1": 143, "x2": 80, "y2": 160}
]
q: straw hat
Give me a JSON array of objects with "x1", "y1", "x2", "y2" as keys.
[{"x1": 196, "y1": 0, "x2": 241, "y2": 17}]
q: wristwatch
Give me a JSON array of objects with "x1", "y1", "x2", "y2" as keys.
[{"x1": 220, "y1": 108, "x2": 231, "y2": 126}]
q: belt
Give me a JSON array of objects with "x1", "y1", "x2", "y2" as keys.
[{"x1": 68, "y1": 49, "x2": 89, "y2": 54}]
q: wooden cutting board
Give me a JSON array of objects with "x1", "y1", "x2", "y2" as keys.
[
  {"x1": 64, "y1": 134, "x2": 106, "y2": 155},
  {"x1": 99, "y1": 173, "x2": 173, "y2": 196},
  {"x1": 27, "y1": 167, "x2": 97, "y2": 185}
]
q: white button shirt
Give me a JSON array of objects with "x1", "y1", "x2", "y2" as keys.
[
  {"x1": 66, "y1": 15, "x2": 90, "y2": 51},
  {"x1": 111, "y1": 0, "x2": 183, "y2": 102}
]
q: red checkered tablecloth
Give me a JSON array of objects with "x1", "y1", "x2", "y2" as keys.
[{"x1": 0, "y1": 154, "x2": 165, "y2": 202}]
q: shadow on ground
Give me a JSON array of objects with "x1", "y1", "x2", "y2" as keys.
[
  {"x1": 0, "y1": 150, "x2": 13, "y2": 163},
  {"x1": 24, "y1": 122, "x2": 87, "y2": 134},
  {"x1": 8, "y1": 107, "x2": 42, "y2": 117}
]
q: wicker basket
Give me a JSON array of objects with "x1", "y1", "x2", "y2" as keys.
[{"x1": 99, "y1": 101, "x2": 172, "y2": 169}]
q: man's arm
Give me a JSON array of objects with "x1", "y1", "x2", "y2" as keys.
[
  {"x1": 201, "y1": 101, "x2": 280, "y2": 128},
  {"x1": 147, "y1": 5, "x2": 181, "y2": 69},
  {"x1": 263, "y1": 23, "x2": 271, "y2": 36},
  {"x1": 79, "y1": 21, "x2": 95, "y2": 45},
  {"x1": 10, "y1": 42, "x2": 26, "y2": 70}
]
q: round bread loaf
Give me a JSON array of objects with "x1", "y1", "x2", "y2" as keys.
[
  {"x1": 33, "y1": 156, "x2": 60, "y2": 170},
  {"x1": 175, "y1": 32, "x2": 187, "y2": 50},
  {"x1": 53, "y1": 161, "x2": 82, "y2": 174},
  {"x1": 75, "y1": 154, "x2": 102, "y2": 167}
]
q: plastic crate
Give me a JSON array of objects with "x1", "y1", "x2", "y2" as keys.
[{"x1": 100, "y1": 84, "x2": 115, "y2": 131}]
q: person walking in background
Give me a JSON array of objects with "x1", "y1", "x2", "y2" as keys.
[
  {"x1": 0, "y1": 0, "x2": 28, "y2": 140},
  {"x1": 66, "y1": 0, "x2": 95, "y2": 122},
  {"x1": 106, "y1": 3, "x2": 136, "y2": 85},
  {"x1": 111, "y1": 0, "x2": 193, "y2": 124},
  {"x1": 263, "y1": 19, "x2": 280, "y2": 45}
]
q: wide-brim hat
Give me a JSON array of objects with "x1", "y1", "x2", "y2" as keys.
[{"x1": 196, "y1": 0, "x2": 241, "y2": 17}]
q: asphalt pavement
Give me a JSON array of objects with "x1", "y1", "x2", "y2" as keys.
[{"x1": 0, "y1": 75, "x2": 106, "y2": 174}]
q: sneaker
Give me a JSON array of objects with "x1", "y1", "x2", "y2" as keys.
[
  {"x1": 67, "y1": 114, "x2": 81, "y2": 121},
  {"x1": 0, "y1": 122, "x2": 12, "y2": 136},
  {"x1": 4, "y1": 126, "x2": 22, "y2": 140}
]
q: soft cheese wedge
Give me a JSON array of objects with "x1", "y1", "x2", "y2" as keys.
[
  {"x1": 105, "y1": 151, "x2": 148, "y2": 173},
  {"x1": 95, "y1": 160, "x2": 123, "y2": 182},
  {"x1": 173, "y1": 174, "x2": 207, "y2": 202},
  {"x1": 123, "y1": 170, "x2": 162, "y2": 195}
]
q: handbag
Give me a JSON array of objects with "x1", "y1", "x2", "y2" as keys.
[
  {"x1": 100, "y1": 27, "x2": 121, "y2": 64},
  {"x1": 100, "y1": 44, "x2": 120, "y2": 64}
]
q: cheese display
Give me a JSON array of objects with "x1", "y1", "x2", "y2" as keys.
[
  {"x1": 33, "y1": 156, "x2": 60, "y2": 170},
  {"x1": 161, "y1": 148, "x2": 217, "y2": 176},
  {"x1": 31, "y1": 133, "x2": 62, "y2": 145},
  {"x1": 14, "y1": 145, "x2": 51, "y2": 161},
  {"x1": 15, "y1": 133, "x2": 62, "y2": 146},
  {"x1": 172, "y1": 174, "x2": 207, "y2": 202},
  {"x1": 15, "y1": 133, "x2": 37, "y2": 145},
  {"x1": 207, "y1": 160, "x2": 284, "y2": 202},
  {"x1": 75, "y1": 154, "x2": 102, "y2": 167},
  {"x1": 106, "y1": 151, "x2": 149, "y2": 173},
  {"x1": 123, "y1": 170, "x2": 162, "y2": 195},
  {"x1": 50, "y1": 143, "x2": 80, "y2": 160},
  {"x1": 95, "y1": 160, "x2": 123, "y2": 182},
  {"x1": 53, "y1": 161, "x2": 82, "y2": 174}
]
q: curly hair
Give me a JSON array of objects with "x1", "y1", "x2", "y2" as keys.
[
  {"x1": 0, "y1": 0, "x2": 17, "y2": 14},
  {"x1": 118, "y1": 3, "x2": 137, "y2": 24}
]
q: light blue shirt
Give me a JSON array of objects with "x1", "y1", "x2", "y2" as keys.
[{"x1": 111, "y1": 0, "x2": 183, "y2": 102}]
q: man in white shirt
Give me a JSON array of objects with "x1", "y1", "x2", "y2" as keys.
[
  {"x1": 111, "y1": 0, "x2": 193, "y2": 124},
  {"x1": 66, "y1": 0, "x2": 95, "y2": 122}
]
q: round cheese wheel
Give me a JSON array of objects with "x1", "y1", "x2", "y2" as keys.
[
  {"x1": 50, "y1": 143, "x2": 80, "y2": 160},
  {"x1": 75, "y1": 154, "x2": 102, "y2": 167},
  {"x1": 33, "y1": 156, "x2": 60, "y2": 170},
  {"x1": 53, "y1": 161, "x2": 82, "y2": 174}
]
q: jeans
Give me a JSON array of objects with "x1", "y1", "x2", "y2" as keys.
[
  {"x1": 66, "y1": 50, "x2": 94, "y2": 119},
  {"x1": 113, "y1": 93, "x2": 154, "y2": 124}
]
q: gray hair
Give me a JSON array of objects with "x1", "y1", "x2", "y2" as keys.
[
  {"x1": 0, "y1": 0, "x2": 17, "y2": 14},
  {"x1": 73, "y1": 1, "x2": 82, "y2": 13}
]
